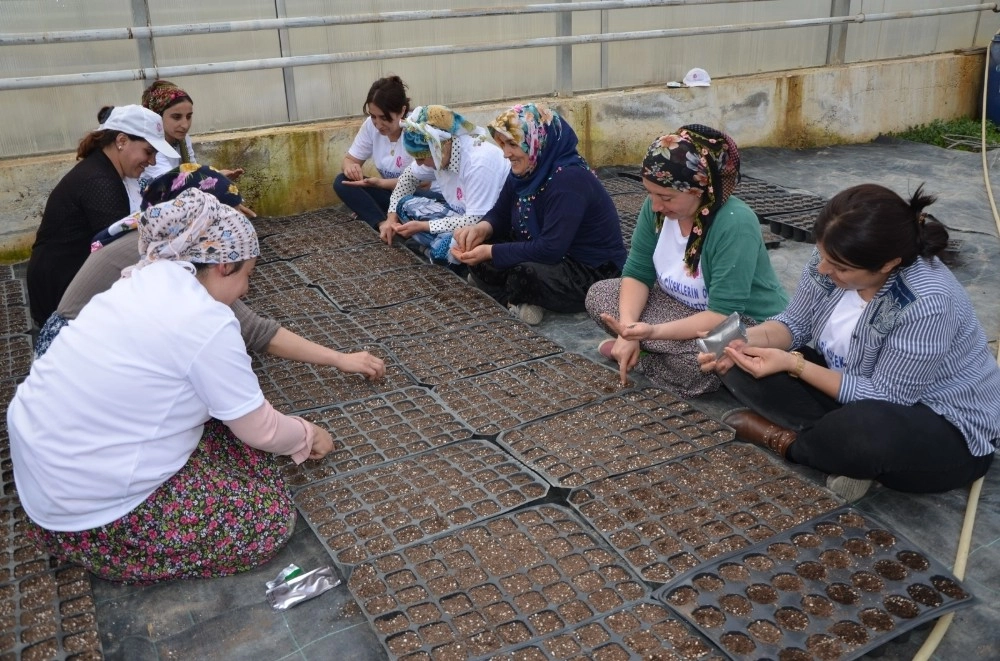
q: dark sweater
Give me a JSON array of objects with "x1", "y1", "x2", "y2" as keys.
[
  {"x1": 485, "y1": 166, "x2": 627, "y2": 271},
  {"x1": 27, "y1": 150, "x2": 130, "y2": 325}
]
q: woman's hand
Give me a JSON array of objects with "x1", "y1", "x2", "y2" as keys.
[
  {"x1": 343, "y1": 161, "x2": 364, "y2": 182},
  {"x1": 336, "y1": 351, "x2": 386, "y2": 380},
  {"x1": 307, "y1": 423, "x2": 334, "y2": 460},
  {"x1": 379, "y1": 213, "x2": 401, "y2": 243},
  {"x1": 235, "y1": 203, "x2": 257, "y2": 219},
  {"x1": 725, "y1": 345, "x2": 796, "y2": 379},
  {"x1": 697, "y1": 336, "x2": 745, "y2": 374},
  {"x1": 342, "y1": 176, "x2": 387, "y2": 190},
  {"x1": 452, "y1": 222, "x2": 492, "y2": 252},
  {"x1": 609, "y1": 337, "x2": 641, "y2": 386},
  {"x1": 220, "y1": 168, "x2": 245, "y2": 181},
  {"x1": 602, "y1": 315, "x2": 655, "y2": 342},
  {"x1": 394, "y1": 220, "x2": 430, "y2": 238},
  {"x1": 451, "y1": 244, "x2": 492, "y2": 265}
]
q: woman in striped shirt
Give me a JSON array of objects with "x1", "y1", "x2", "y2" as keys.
[{"x1": 702, "y1": 183, "x2": 1000, "y2": 501}]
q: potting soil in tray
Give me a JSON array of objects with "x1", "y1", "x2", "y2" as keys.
[
  {"x1": 252, "y1": 206, "x2": 353, "y2": 236},
  {"x1": 385, "y1": 318, "x2": 564, "y2": 386},
  {"x1": 434, "y1": 353, "x2": 622, "y2": 438},
  {"x1": 347, "y1": 503, "x2": 649, "y2": 661},
  {"x1": 353, "y1": 287, "x2": 511, "y2": 341},
  {"x1": 490, "y1": 600, "x2": 724, "y2": 661},
  {"x1": 244, "y1": 260, "x2": 311, "y2": 299},
  {"x1": 0, "y1": 304, "x2": 30, "y2": 338},
  {"x1": 260, "y1": 218, "x2": 380, "y2": 259},
  {"x1": 0, "y1": 565, "x2": 102, "y2": 661},
  {"x1": 498, "y1": 387, "x2": 736, "y2": 489},
  {"x1": 241, "y1": 286, "x2": 341, "y2": 322},
  {"x1": 250, "y1": 312, "x2": 375, "y2": 357},
  {"x1": 293, "y1": 245, "x2": 423, "y2": 287},
  {"x1": 0, "y1": 280, "x2": 26, "y2": 308},
  {"x1": 314, "y1": 265, "x2": 464, "y2": 311},
  {"x1": 658, "y1": 508, "x2": 976, "y2": 661},
  {"x1": 273, "y1": 386, "x2": 474, "y2": 489},
  {"x1": 253, "y1": 344, "x2": 416, "y2": 414},
  {"x1": 296, "y1": 439, "x2": 548, "y2": 573},
  {"x1": 0, "y1": 336, "x2": 33, "y2": 381},
  {"x1": 568, "y1": 443, "x2": 842, "y2": 585},
  {"x1": 0, "y1": 505, "x2": 57, "y2": 585}
]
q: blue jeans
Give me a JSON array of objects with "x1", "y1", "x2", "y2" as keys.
[{"x1": 332, "y1": 174, "x2": 393, "y2": 229}]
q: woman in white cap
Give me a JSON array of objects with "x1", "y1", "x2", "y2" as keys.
[
  {"x1": 26, "y1": 104, "x2": 179, "y2": 326},
  {"x1": 10, "y1": 188, "x2": 334, "y2": 584}
]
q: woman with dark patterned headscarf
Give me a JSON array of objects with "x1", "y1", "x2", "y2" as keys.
[
  {"x1": 585, "y1": 125, "x2": 788, "y2": 397},
  {"x1": 10, "y1": 188, "x2": 335, "y2": 584}
]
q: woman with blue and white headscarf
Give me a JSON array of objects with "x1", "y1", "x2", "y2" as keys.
[{"x1": 379, "y1": 105, "x2": 509, "y2": 265}]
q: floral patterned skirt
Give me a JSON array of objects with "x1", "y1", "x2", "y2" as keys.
[{"x1": 27, "y1": 419, "x2": 296, "y2": 584}]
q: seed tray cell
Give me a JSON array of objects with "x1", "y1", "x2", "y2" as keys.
[
  {"x1": 732, "y1": 177, "x2": 789, "y2": 205},
  {"x1": 273, "y1": 386, "x2": 474, "y2": 488},
  {"x1": 0, "y1": 565, "x2": 102, "y2": 660},
  {"x1": 253, "y1": 344, "x2": 416, "y2": 414},
  {"x1": 0, "y1": 305, "x2": 30, "y2": 338},
  {"x1": 768, "y1": 209, "x2": 819, "y2": 244},
  {"x1": 498, "y1": 387, "x2": 736, "y2": 489},
  {"x1": 314, "y1": 265, "x2": 464, "y2": 311},
  {"x1": 435, "y1": 353, "x2": 622, "y2": 437},
  {"x1": 385, "y1": 318, "x2": 564, "y2": 386},
  {"x1": 296, "y1": 439, "x2": 549, "y2": 570},
  {"x1": 599, "y1": 175, "x2": 647, "y2": 196},
  {"x1": 491, "y1": 601, "x2": 723, "y2": 661},
  {"x1": 568, "y1": 443, "x2": 842, "y2": 585},
  {"x1": 353, "y1": 287, "x2": 511, "y2": 340},
  {"x1": 0, "y1": 265, "x2": 15, "y2": 282},
  {"x1": 244, "y1": 260, "x2": 310, "y2": 299},
  {"x1": 241, "y1": 286, "x2": 341, "y2": 322},
  {"x1": 252, "y1": 207, "x2": 354, "y2": 235},
  {"x1": 0, "y1": 505, "x2": 56, "y2": 584},
  {"x1": 251, "y1": 313, "x2": 374, "y2": 357},
  {"x1": 0, "y1": 435, "x2": 15, "y2": 510},
  {"x1": 347, "y1": 503, "x2": 649, "y2": 661},
  {"x1": 293, "y1": 246, "x2": 423, "y2": 287},
  {"x1": 261, "y1": 220, "x2": 381, "y2": 259},
  {"x1": 0, "y1": 280, "x2": 26, "y2": 307},
  {"x1": 659, "y1": 508, "x2": 974, "y2": 661},
  {"x1": 0, "y1": 336, "x2": 32, "y2": 381}
]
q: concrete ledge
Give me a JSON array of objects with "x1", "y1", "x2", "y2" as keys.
[{"x1": 0, "y1": 52, "x2": 983, "y2": 253}]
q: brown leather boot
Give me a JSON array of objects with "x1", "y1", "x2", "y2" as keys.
[{"x1": 723, "y1": 409, "x2": 797, "y2": 457}]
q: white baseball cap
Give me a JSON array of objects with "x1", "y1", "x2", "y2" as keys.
[
  {"x1": 100, "y1": 104, "x2": 180, "y2": 159},
  {"x1": 683, "y1": 68, "x2": 712, "y2": 87}
]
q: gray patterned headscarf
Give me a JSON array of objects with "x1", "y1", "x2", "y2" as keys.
[{"x1": 123, "y1": 188, "x2": 258, "y2": 277}]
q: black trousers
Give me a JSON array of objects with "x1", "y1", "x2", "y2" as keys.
[
  {"x1": 470, "y1": 256, "x2": 621, "y2": 313},
  {"x1": 721, "y1": 347, "x2": 993, "y2": 493}
]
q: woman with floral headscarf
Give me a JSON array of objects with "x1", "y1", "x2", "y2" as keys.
[
  {"x1": 451, "y1": 103, "x2": 626, "y2": 325},
  {"x1": 9, "y1": 188, "x2": 334, "y2": 583},
  {"x1": 585, "y1": 125, "x2": 788, "y2": 397},
  {"x1": 379, "y1": 105, "x2": 509, "y2": 265}
]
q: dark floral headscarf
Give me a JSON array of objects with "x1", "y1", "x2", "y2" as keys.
[
  {"x1": 141, "y1": 80, "x2": 194, "y2": 162},
  {"x1": 641, "y1": 124, "x2": 741, "y2": 274}
]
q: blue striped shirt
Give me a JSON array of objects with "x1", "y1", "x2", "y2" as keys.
[{"x1": 774, "y1": 250, "x2": 1000, "y2": 456}]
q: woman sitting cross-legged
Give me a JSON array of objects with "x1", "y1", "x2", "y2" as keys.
[
  {"x1": 702, "y1": 183, "x2": 1000, "y2": 501},
  {"x1": 450, "y1": 103, "x2": 626, "y2": 325},
  {"x1": 9, "y1": 188, "x2": 334, "y2": 584}
]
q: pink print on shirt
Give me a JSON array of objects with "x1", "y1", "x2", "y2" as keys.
[
  {"x1": 456, "y1": 187, "x2": 464, "y2": 200},
  {"x1": 395, "y1": 156, "x2": 403, "y2": 168}
]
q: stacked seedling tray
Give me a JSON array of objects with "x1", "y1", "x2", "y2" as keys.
[
  {"x1": 273, "y1": 386, "x2": 475, "y2": 488},
  {"x1": 354, "y1": 288, "x2": 511, "y2": 340},
  {"x1": 659, "y1": 509, "x2": 975, "y2": 660},
  {"x1": 498, "y1": 388, "x2": 736, "y2": 489},
  {"x1": 768, "y1": 210, "x2": 819, "y2": 243},
  {"x1": 295, "y1": 440, "x2": 549, "y2": 574},
  {"x1": 385, "y1": 318, "x2": 564, "y2": 386},
  {"x1": 253, "y1": 344, "x2": 416, "y2": 413},
  {"x1": 347, "y1": 504, "x2": 649, "y2": 660},
  {"x1": 568, "y1": 444, "x2": 842, "y2": 584},
  {"x1": 434, "y1": 353, "x2": 622, "y2": 437}
]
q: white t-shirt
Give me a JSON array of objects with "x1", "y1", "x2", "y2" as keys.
[
  {"x1": 348, "y1": 117, "x2": 412, "y2": 179},
  {"x1": 817, "y1": 289, "x2": 866, "y2": 372},
  {"x1": 412, "y1": 133, "x2": 509, "y2": 217},
  {"x1": 652, "y1": 220, "x2": 708, "y2": 310},
  {"x1": 9, "y1": 260, "x2": 264, "y2": 531}
]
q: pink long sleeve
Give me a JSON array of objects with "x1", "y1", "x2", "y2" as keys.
[{"x1": 225, "y1": 401, "x2": 314, "y2": 464}]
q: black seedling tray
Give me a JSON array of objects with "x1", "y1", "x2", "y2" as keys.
[
  {"x1": 252, "y1": 343, "x2": 416, "y2": 414},
  {"x1": 240, "y1": 286, "x2": 341, "y2": 322},
  {"x1": 498, "y1": 388, "x2": 736, "y2": 489},
  {"x1": 0, "y1": 565, "x2": 102, "y2": 660},
  {"x1": 567, "y1": 443, "x2": 842, "y2": 585},
  {"x1": 244, "y1": 260, "x2": 311, "y2": 299},
  {"x1": 260, "y1": 219, "x2": 381, "y2": 259},
  {"x1": 347, "y1": 503, "x2": 649, "y2": 661},
  {"x1": 434, "y1": 353, "x2": 623, "y2": 438},
  {"x1": 273, "y1": 386, "x2": 474, "y2": 489},
  {"x1": 768, "y1": 209, "x2": 819, "y2": 243},
  {"x1": 313, "y1": 265, "x2": 464, "y2": 312},
  {"x1": 250, "y1": 312, "x2": 375, "y2": 354},
  {"x1": 746, "y1": 192, "x2": 827, "y2": 219},
  {"x1": 761, "y1": 227, "x2": 784, "y2": 250},
  {"x1": 0, "y1": 505, "x2": 57, "y2": 585},
  {"x1": 251, "y1": 207, "x2": 354, "y2": 235},
  {"x1": 0, "y1": 336, "x2": 33, "y2": 381},
  {"x1": 489, "y1": 600, "x2": 724, "y2": 661},
  {"x1": 0, "y1": 265, "x2": 16, "y2": 283},
  {"x1": 599, "y1": 175, "x2": 646, "y2": 196},
  {"x1": 0, "y1": 280, "x2": 26, "y2": 307},
  {"x1": 295, "y1": 439, "x2": 549, "y2": 572},
  {"x1": 353, "y1": 287, "x2": 511, "y2": 340},
  {"x1": 0, "y1": 305, "x2": 30, "y2": 338},
  {"x1": 293, "y1": 245, "x2": 423, "y2": 287},
  {"x1": 385, "y1": 318, "x2": 564, "y2": 386},
  {"x1": 658, "y1": 508, "x2": 976, "y2": 661},
  {"x1": 733, "y1": 176, "x2": 789, "y2": 204}
]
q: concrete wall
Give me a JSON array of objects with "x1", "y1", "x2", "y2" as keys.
[{"x1": 0, "y1": 51, "x2": 984, "y2": 255}]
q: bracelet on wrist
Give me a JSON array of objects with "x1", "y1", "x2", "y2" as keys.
[{"x1": 788, "y1": 351, "x2": 805, "y2": 379}]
